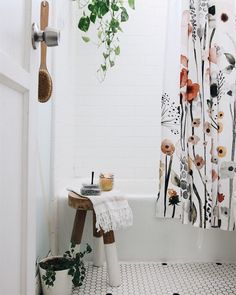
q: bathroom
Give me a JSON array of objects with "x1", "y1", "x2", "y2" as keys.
[{"x1": 1, "y1": 0, "x2": 236, "y2": 294}]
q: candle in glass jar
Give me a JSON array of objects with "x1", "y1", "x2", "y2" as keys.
[{"x1": 99, "y1": 173, "x2": 114, "y2": 191}]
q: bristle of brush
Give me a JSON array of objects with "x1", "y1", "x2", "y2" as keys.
[{"x1": 38, "y1": 69, "x2": 53, "y2": 103}]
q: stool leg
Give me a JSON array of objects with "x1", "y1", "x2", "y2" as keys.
[
  {"x1": 71, "y1": 210, "x2": 87, "y2": 252},
  {"x1": 93, "y1": 211, "x2": 104, "y2": 267},
  {"x1": 103, "y1": 231, "x2": 121, "y2": 287}
]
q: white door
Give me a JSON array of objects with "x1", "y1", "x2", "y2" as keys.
[{"x1": 0, "y1": 1, "x2": 40, "y2": 295}]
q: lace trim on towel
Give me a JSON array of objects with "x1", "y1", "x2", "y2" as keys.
[{"x1": 95, "y1": 206, "x2": 133, "y2": 233}]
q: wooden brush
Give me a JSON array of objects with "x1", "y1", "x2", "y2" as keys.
[{"x1": 38, "y1": 1, "x2": 52, "y2": 103}]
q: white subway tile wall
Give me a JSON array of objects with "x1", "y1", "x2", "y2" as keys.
[
  {"x1": 54, "y1": 0, "x2": 168, "y2": 184},
  {"x1": 73, "y1": 0, "x2": 168, "y2": 180}
]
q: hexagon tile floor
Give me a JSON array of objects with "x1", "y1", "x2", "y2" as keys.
[{"x1": 73, "y1": 262, "x2": 236, "y2": 295}]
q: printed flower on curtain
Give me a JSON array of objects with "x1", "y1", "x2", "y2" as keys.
[
  {"x1": 188, "y1": 135, "x2": 200, "y2": 145},
  {"x1": 192, "y1": 118, "x2": 201, "y2": 127},
  {"x1": 218, "y1": 111, "x2": 224, "y2": 119},
  {"x1": 218, "y1": 193, "x2": 225, "y2": 203},
  {"x1": 194, "y1": 155, "x2": 205, "y2": 170},
  {"x1": 168, "y1": 189, "x2": 180, "y2": 218},
  {"x1": 180, "y1": 68, "x2": 188, "y2": 87},
  {"x1": 204, "y1": 122, "x2": 212, "y2": 136},
  {"x1": 181, "y1": 55, "x2": 188, "y2": 67},
  {"x1": 186, "y1": 79, "x2": 200, "y2": 102},
  {"x1": 217, "y1": 122, "x2": 223, "y2": 133},
  {"x1": 220, "y1": 161, "x2": 236, "y2": 179},
  {"x1": 209, "y1": 46, "x2": 217, "y2": 64},
  {"x1": 161, "y1": 139, "x2": 175, "y2": 156},
  {"x1": 182, "y1": 10, "x2": 192, "y2": 36},
  {"x1": 161, "y1": 93, "x2": 180, "y2": 135},
  {"x1": 217, "y1": 146, "x2": 227, "y2": 158},
  {"x1": 212, "y1": 169, "x2": 218, "y2": 182}
]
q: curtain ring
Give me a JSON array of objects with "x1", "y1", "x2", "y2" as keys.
[{"x1": 42, "y1": 1, "x2": 47, "y2": 6}]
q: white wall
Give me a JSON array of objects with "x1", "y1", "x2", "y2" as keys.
[
  {"x1": 53, "y1": 0, "x2": 168, "y2": 186},
  {"x1": 53, "y1": 0, "x2": 77, "y2": 188},
  {"x1": 72, "y1": 0, "x2": 168, "y2": 180}
]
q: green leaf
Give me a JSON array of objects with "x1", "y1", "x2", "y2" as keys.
[
  {"x1": 82, "y1": 36, "x2": 90, "y2": 43},
  {"x1": 68, "y1": 268, "x2": 75, "y2": 276},
  {"x1": 121, "y1": 8, "x2": 129, "y2": 22},
  {"x1": 224, "y1": 53, "x2": 236, "y2": 66},
  {"x1": 101, "y1": 64, "x2": 107, "y2": 71},
  {"x1": 90, "y1": 13, "x2": 96, "y2": 23},
  {"x1": 97, "y1": 2, "x2": 109, "y2": 18},
  {"x1": 103, "y1": 53, "x2": 109, "y2": 59},
  {"x1": 110, "y1": 18, "x2": 120, "y2": 32},
  {"x1": 114, "y1": 46, "x2": 120, "y2": 55},
  {"x1": 128, "y1": 0, "x2": 135, "y2": 9},
  {"x1": 110, "y1": 18, "x2": 120, "y2": 28},
  {"x1": 111, "y1": 3, "x2": 119, "y2": 11},
  {"x1": 78, "y1": 16, "x2": 90, "y2": 32},
  {"x1": 88, "y1": 4, "x2": 94, "y2": 12},
  {"x1": 109, "y1": 60, "x2": 115, "y2": 67},
  {"x1": 98, "y1": 31, "x2": 102, "y2": 39}
]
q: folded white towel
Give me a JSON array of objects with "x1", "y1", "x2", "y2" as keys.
[{"x1": 67, "y1": 187, "x2": 133, "y2": 233}]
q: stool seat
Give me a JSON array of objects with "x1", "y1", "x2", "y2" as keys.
[
  {"x1": 68, "y1": 192, "x2": 93, "y2": 210},
  {"x1": 68, "y1": 192, "x2": 121, "y2": 287}
]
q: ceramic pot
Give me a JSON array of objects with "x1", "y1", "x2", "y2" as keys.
[{"x1": 39, "y1": 256, "x2": 73, "y2": 295}]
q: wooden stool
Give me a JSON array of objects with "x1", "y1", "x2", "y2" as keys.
[{"x1": 68, "y1": 192, "x2": 121, "y2": 287}]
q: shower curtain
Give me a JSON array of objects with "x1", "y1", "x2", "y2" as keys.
[{"x1": 157, "y1": 0, "x2": 236, "y2": 231}]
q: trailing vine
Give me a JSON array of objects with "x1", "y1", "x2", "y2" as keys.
[
  {"x1": 75, "y1": 0, "x2": 135, "y2": 80},
  {"x1": 40, "y1": 243, "x2": 92, "y2": 288}
]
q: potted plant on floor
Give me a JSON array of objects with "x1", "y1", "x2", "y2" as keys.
[{"x1": 39, "y1": 243, "x2": 92, "y2": 295}]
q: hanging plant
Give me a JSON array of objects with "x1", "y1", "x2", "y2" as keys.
[{"x1": 75, "y1": 0, "x2": 135, "y2": 80}]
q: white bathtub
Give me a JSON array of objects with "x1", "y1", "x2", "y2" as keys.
[{"x1": 57, "y1": 178, "x2": 236, "y2": 263}]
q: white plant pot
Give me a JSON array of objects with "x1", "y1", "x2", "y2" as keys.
[
  {"x1": 39, "y1": 256, "x2": 73, "y2": 295},
  {"x1": 35, "y1": 271, "x2": 41, "y2": 295}
]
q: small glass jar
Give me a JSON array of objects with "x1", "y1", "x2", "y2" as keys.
[{"x1": 99, "y1": 173, "x2": 114, "y2": 191}]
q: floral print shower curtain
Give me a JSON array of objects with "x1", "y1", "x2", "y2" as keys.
[{"x1": 157, "y1": 0, "x2": 236, "y2": 231}]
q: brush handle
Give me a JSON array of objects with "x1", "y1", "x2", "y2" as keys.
[
  {"x1": 40, "y1": 1, "x2": 49, "y2": 67},
  {"x1": 91, "y1": 171, "x2": 95, "y2": 185}
]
